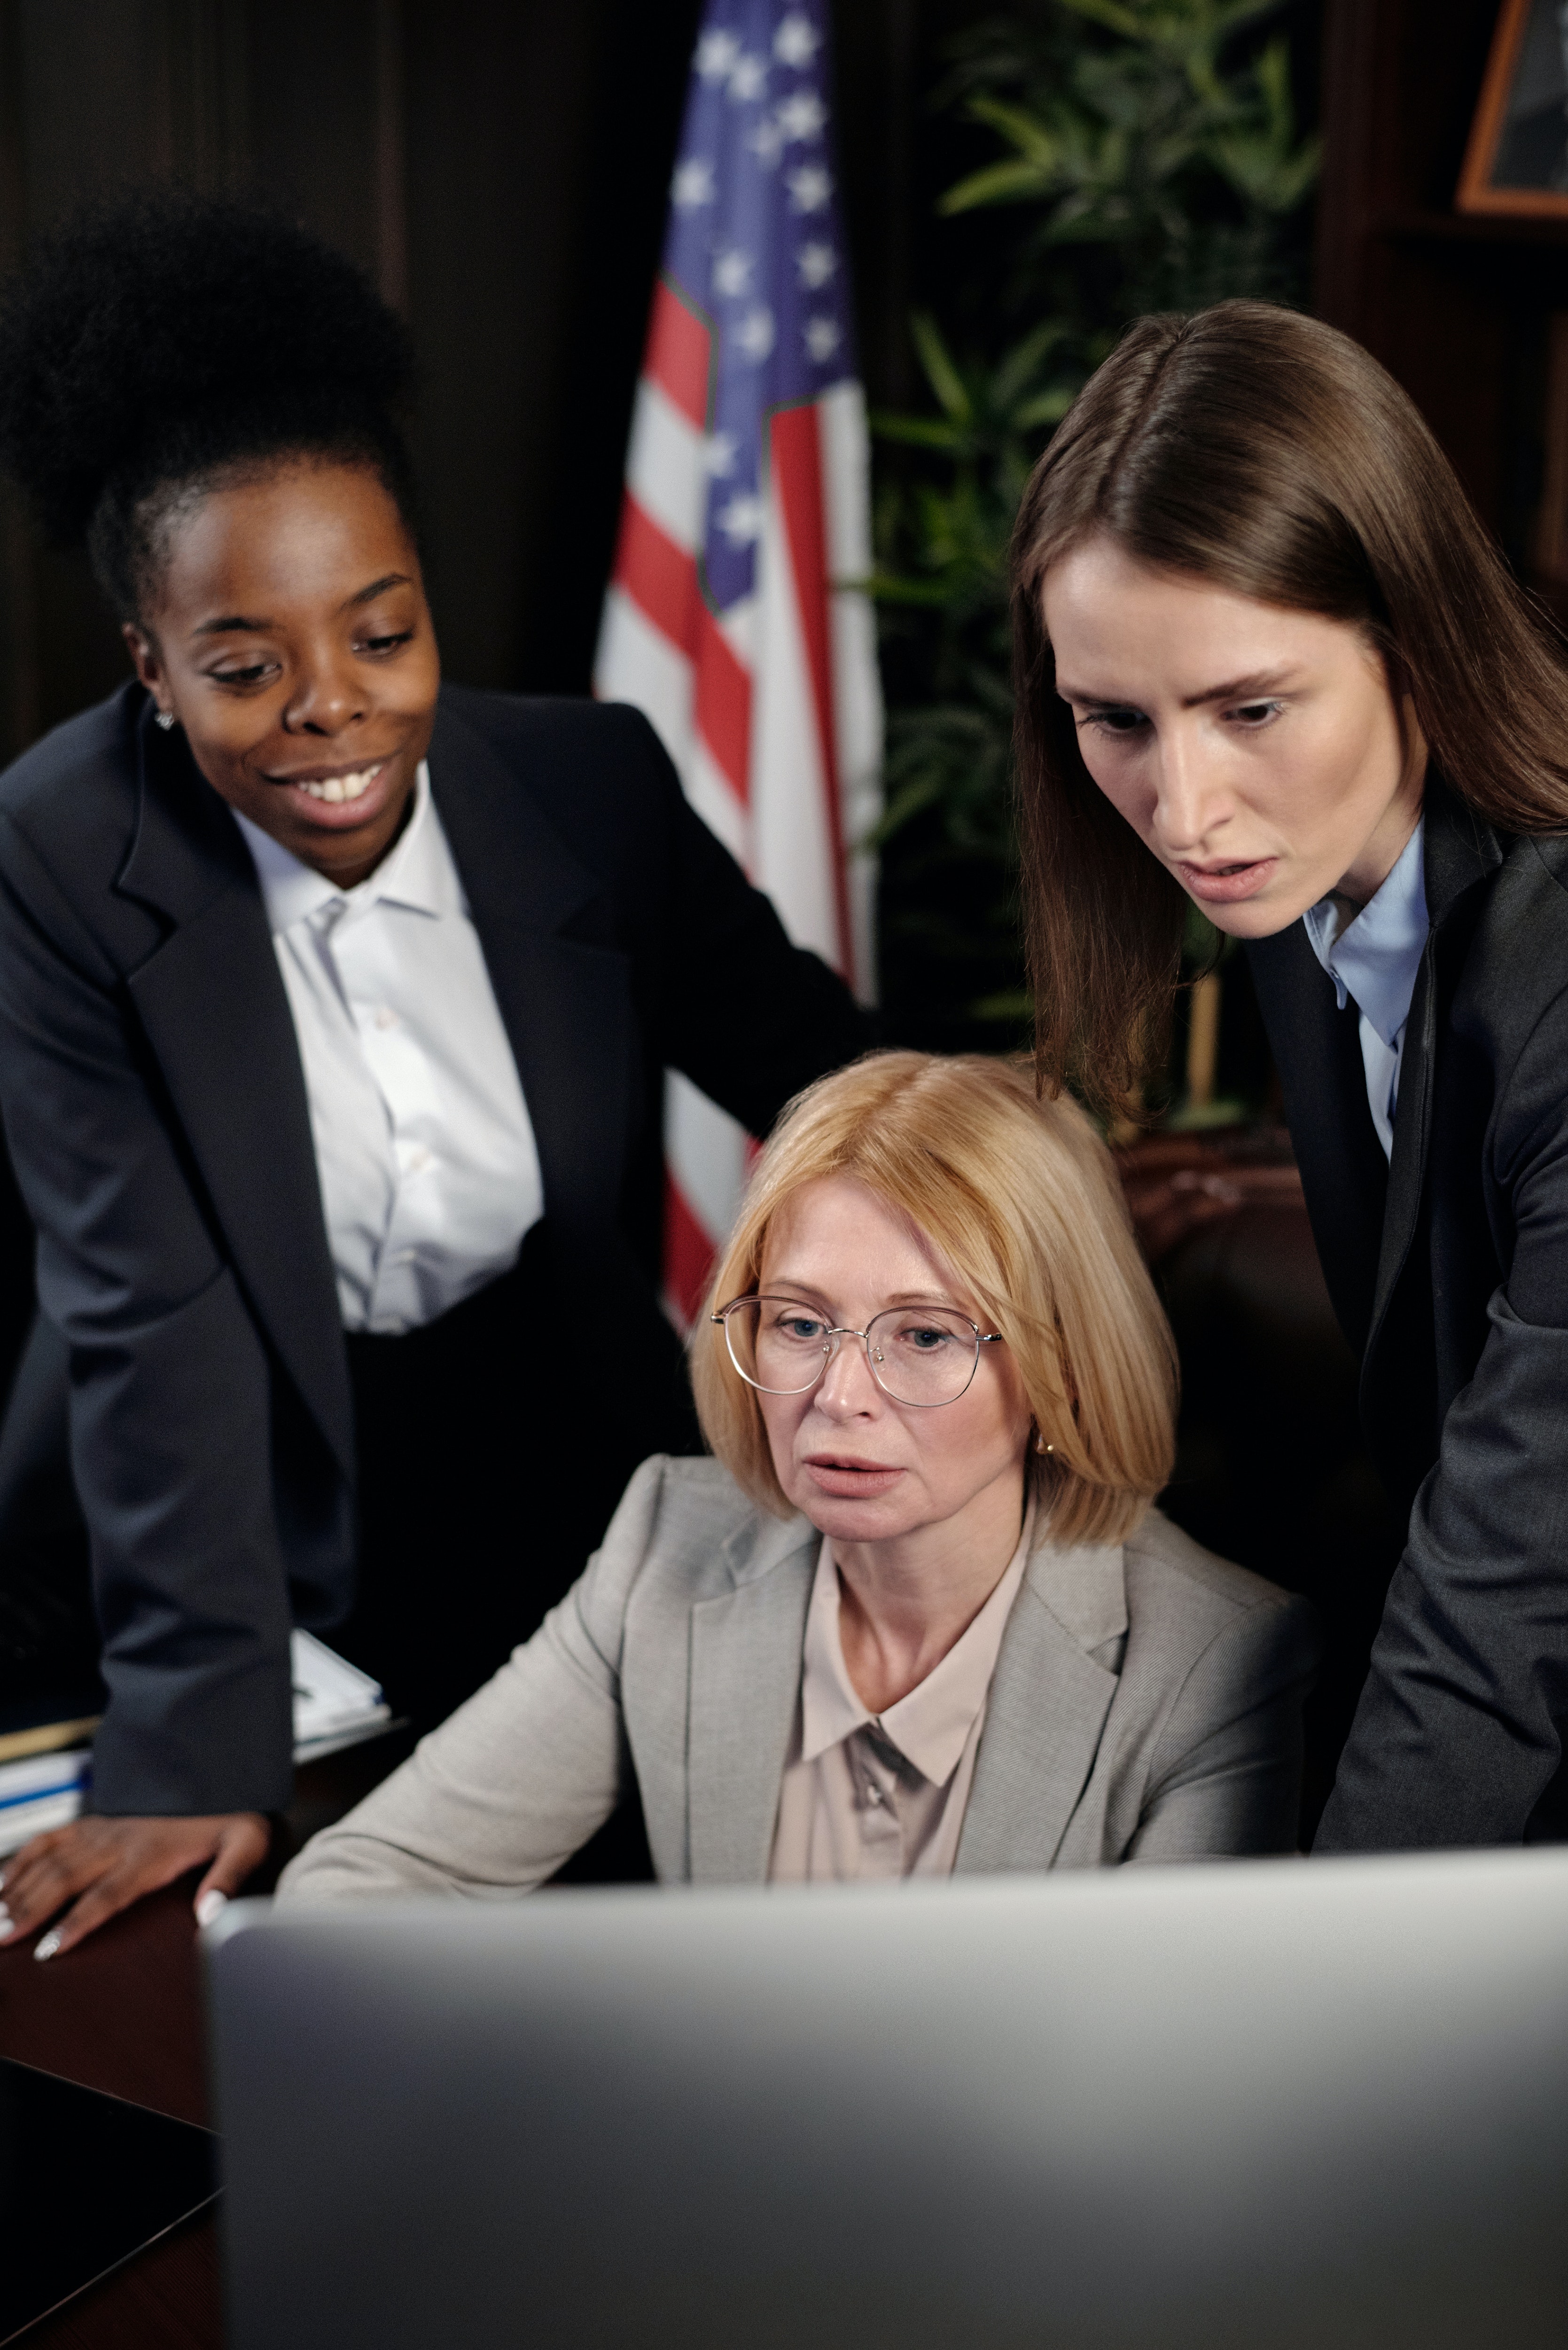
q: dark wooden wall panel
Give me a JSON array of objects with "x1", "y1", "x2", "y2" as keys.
[
  {"x1": 3, "y1": 0, "x2": 195, "y2": 742},
  {"x1": 243, "y1": 0, "x2": 383, "y2": 277},
  {"x1": 1316, "y1": 0, "x2": 1568, "y2": 575},
  {"x1": 0, "y1": 0, "x2": 706, "y2": 749},
  {"x1": 403, "y1": 1, "x2": 630, "y2": 692},
  {"x1": 0, "y1": 2, "x2": 34, "y2": 761},
  {"x1": 0, "y1": 0, "x2": 1034, "y2": 747}
]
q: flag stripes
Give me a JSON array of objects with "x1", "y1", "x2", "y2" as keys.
[{"x1": 595, "y1": 1, "x2": 882, "y2": 1324}]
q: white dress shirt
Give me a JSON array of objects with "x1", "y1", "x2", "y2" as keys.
[
  {"x1": 1302, "y1": 819, "x2": 1428, "y2": 1161},
  {"x1": 234, "y1": 764, "x2": 544, "y2": 1334},
  {"x1": 768, "y1": 1505, "x2": 1033, "y2": 1882}
]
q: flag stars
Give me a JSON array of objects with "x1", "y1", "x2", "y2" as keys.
[
  {"x1": 797, "y1": 241, "x2": 837, "y2": 289},
  {"x1": 715, "y1": 491, "x2": 764, "y2": 547},
  {"x1": 749, "y1": 116, "x2": 784, "y2": 168},
  {"x1": 774, "y1": 12, "x2": 820, "y2": 67},
  {"x1": 671, "y1": 157, "x2": 715, "y2": 210},
  {"x1": 703, "y1": 431, "x2": 740, "y2": 478},
  {"x1": 727, "y1": 51, "x2": 768, "y2": 102},
  {"x1": 733, "y1": 305, "x2": 776, "y2": 362},
  {"x1": 711, "y1": 247, "x2": 753, "y2": 299},
  {"x1": 787, "y1": 164, "x2": 833, "y2": 213},
  {"x1": 776, "y1": 91, "x2": 827, "y2": 143},
  {"x1": 804, "y1": 316, "x2": 842, "y2": 362},
  {"x1": 695, "y1": 30, "x2": 740, "y2": 82}
]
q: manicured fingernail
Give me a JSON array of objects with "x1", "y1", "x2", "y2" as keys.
[
  {"x1": 195, "y1": 1889, "x2": 228, "y2": 1928},
  {"x1": 33, "y1": 1931, "x2": 61, "y2": 1962}
]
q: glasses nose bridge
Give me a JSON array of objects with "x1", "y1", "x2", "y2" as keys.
[{"x1": 814, "y1": 1322, "x2": 878, "y2": 1397}]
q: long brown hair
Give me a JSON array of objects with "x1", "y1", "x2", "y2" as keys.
[{"x1": 1010, "y1": 298, "x2": 1568, "y2": 1120}]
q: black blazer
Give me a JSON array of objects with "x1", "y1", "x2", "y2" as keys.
[
  {"x1": 1248, "y1": 777, "x2": 1568, "y2": 1849},
  {"x1": 0, "y1": 682, "x2": 871, "y2": 1816}
]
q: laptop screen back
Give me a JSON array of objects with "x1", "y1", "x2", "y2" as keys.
[{"x1": 207, "y1": 1853, "x2": 1568, "y2": 2350}]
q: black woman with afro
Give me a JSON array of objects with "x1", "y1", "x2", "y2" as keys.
[{"x1": 0, "y1": 194, "x2": 870, "y2": 1955}]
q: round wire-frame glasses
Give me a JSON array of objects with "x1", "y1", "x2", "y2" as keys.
[{"x1": 712, "y1": 1294, "x2": 1004, "y2": 1410}]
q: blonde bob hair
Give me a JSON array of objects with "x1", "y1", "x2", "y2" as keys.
[{"x1": 691, "y1": 1052, "x2": 1177, "y2": 1547}]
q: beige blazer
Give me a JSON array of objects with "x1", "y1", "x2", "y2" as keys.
[{"x1": 279, "y1": 1455, "x2": 1321, "y2": 1902}]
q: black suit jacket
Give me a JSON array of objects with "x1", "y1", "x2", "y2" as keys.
[
  {"x1": 0, "y1": 682, "x2": 872, "y2": 1815},
  {"x1": 1248, "y1": 777, "x2": 1568, "y2": 1848}
]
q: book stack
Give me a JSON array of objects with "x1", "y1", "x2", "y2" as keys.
[
  {"x1": 0, "y1": 1745, "x2": 93, "y2": 1856},
  {"x1": 0, "y1": 1630, "x2": 392, "y2": 1854}
]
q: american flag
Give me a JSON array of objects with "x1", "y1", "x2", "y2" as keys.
[{"x1": 594, "y1": 0, "x2": 882, "y2": 1325}]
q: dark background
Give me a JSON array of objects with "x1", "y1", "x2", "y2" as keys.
[
  {"x1": 0, "y1": 2, "x2": 1331, "y2": 766},
  {"x1": 0, "y1": 0, "x2": 710, "y2": 755},
  {"x1": 0, "y1": 0, "x2": 1060, "y2": 764},
  {"x1": 2, "y1": 4, "x2": 1552, "y2": 760}
]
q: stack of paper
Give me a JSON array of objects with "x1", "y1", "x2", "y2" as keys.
[
  {"x1": 0, "y1": 1631, "x2": 392, "y2": 1852},
  {"x1": 0, "y1": 1712, "x2": 102, "y2": 1767},
  {"x1": 0, "y1": 1747, "x2": 92, "y2": 1856},
  {"x1": 289, "y1": 1629, "x2": 392, "y2": 1762}
]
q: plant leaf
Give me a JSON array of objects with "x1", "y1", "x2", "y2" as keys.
[
  {"x1": 970, "y1": 989, "x2": 1035, "y2": 1022},
  {"x1": 864, "y1": 571, "x2": 971, "y2": 609},
  {"x1": 989, "y1": 319, "x2": 1070, "y2": 408},
  {"x1": 966, "y1": 94, "x2": 1061, "y2": 164},
  {"x1": 1012, "y1": 384, "x2": 1078, "y2": 428},
  {"x1": 940, "y1": 157, "x2": 1058, "y2": 214},
  {"x1": 1053, "y1": 0, "x2": 1147, "y2": 40},
  {"x1": 908, "y1": 312, "x2": 973, "y2": 421},
  {"x1": 870, "y1": 413, "x2": 967, "y2": 450}
]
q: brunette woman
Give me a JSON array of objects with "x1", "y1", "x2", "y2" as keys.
[
  {"x1": 0, "y1": 193, "x2": 869, "y2": 1954},
  {"x1": 1009, "y1": 297, "x2": 1568, "y2": 1852}
]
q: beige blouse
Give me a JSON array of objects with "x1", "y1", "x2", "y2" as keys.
[{"x1": 767, "y1": 1507, "x2": 1033, "y2": 1882}]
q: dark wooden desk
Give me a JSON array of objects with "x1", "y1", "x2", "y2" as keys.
[
  {"x1": 0, "y1": 1881, "x2": 221, "y2": 2348},
  {"x1": 0, "y1": 1731, "x2": 414, "y2": 2347}
]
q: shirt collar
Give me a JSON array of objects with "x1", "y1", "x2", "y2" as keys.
[
  {"x1": 1301, "y1": 816, "x2": 1428, "y2": 1048},
  {"x1": 234, "y1": 762, "x2": 460, "y2": 936},
  {"x1": 799, "y1": 1501, "x2": 1034, "y2": 1788}
]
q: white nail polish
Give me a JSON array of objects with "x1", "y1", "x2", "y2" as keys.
[
  {"x1": 195, "y1": 1889, "x2": 229, "y2": 1928},
  {"x1": 33, "y1": 1930, "x2": 60, "y2": 1962}
]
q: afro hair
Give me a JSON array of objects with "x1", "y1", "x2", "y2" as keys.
[{"x1": 0, "y1": 188, "x2": 418, "y2": 619}]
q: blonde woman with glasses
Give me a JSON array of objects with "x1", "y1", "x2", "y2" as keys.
[{"x1": 280, "y1": 1054, "x2": 1319, "y2": 1900}]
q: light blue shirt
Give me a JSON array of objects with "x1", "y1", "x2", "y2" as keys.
[{"x1": 1301, "y1": 819, "x2": 1428, "y2": 1161}]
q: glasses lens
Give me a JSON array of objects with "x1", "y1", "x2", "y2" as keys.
[
  {"x1": 865, "y1": 1307, "x2": 980, "y2": 1406},
  {"x1": 724, "y1": 1299, "x2": 833, "y2": 1395}
]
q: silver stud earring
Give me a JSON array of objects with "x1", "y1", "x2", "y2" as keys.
[{"x1": 155, "y1": 709, "x2": 176, "y2": 731}]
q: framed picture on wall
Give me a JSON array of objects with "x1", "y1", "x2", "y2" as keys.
[{"x1": 1459, "y1": 0, "x2": 1568, "y2": 215}]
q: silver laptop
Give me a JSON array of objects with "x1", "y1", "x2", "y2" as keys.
[{"x1": 206, "y1": 1852, "x2": 1568, "y2": 2349}]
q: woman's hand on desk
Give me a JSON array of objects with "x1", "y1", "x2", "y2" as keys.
[{"x1": 0, "y1": 1811, "x2": 270, "y2": 1957}]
